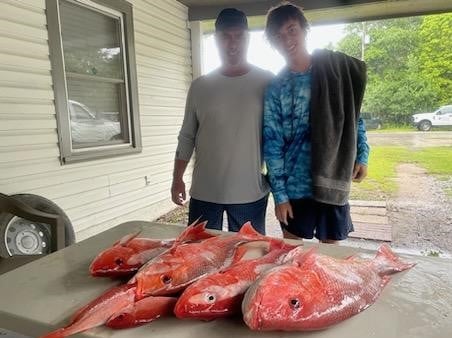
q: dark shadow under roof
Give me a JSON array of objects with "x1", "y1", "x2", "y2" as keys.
[{"x1": 178, "y1": 0, "x2": 452, "y2": 23}]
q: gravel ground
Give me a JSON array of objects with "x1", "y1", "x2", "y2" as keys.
[{"x1": 389, "y1": 163, "x2": 452, "y2": 257}]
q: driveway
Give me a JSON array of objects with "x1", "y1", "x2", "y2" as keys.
[{"x1": 367, "y1": 131, "x2": 452, "y2": 148}]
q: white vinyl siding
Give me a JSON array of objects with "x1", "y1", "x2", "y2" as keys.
[{"x1": 0, "y1": 0, "x2": 191, "y2": 241}]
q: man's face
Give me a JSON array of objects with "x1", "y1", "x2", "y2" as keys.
[
  {"x1": 270, "y1": 19, "x2": 306, "y2": 62},
  {"x1": 215, "y1": 27, "x2": 249, "y2": 67}
]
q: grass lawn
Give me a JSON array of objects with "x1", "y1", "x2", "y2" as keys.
[{"x1": 350, "y1": 146, "x2": 452, "y2": 200}]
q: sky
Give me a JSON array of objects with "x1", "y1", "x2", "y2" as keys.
[{"x1": 202, "y1": 23, "x2": 346, "y2": 74}]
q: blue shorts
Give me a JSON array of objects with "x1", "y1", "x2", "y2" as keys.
[
  {"x1": 188, "y1": 196, "x2": 268, "y2": 234},
  {"x1": 281, "y1": 198, "x2": 354, "y2": 240}
]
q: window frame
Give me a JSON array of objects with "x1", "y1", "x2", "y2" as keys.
[{"x1": 46, "y1": 0, "x2": 142, "y2": 164}]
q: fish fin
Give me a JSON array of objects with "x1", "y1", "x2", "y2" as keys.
[
  {"x1": 127, "y1": 247, "x2": 166, "y2": 266},
  {"x1": 268, "y1": 238, "x2": 285, "y2": 251},
  {"x1": 373, "y1": 244, "x2": 416, "y2": 276},
  {"x1": 380, "y1": 275, "x2": 391, "y2": 288},
  {"x1": 269, "y1": 239, "x2": 298, "y2": 252},
  {"x1": 174, "y1": 219, "x2": 209, "y2": 245},
  {"x1": 106, "y1": 297, "x2": 178, "y2": 329},
  {"x1": 231, "y1": 245, "x2": 251, "y2": 265},
  {"x1": 116, "y1": 229, "x2": 142, "y2": 246},
  {"x1": 283, "y1": 246, "x2": 317, "y2": 266},
  {"x1": 68, "y1": 302, "x2": 91, "y2": 325},
  {"x1": 38, "y1": 328, "x2": 66, "y2": 338},
  {"x1": 238, "y1": 222, "x2": 265, "y2": 239}
]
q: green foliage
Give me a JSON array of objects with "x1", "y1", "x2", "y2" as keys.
[
  {"x1": 336, "y1": 23, "x2": 362, "y2": 59},
  {"x1": 411, "y1": 147, "x2": 452, "y2": 175},
  {"x1": 336, "y1": 14, "x2": 451, "y2": 125},
  {"x1": 418, "y1": 14, "x2": 452, "y2": 106},
  {"x1": 64, "y1": 48, "x2": 122, "y2": 79},
  {"x1": 350, "y1": 146, "x2": 408, "y2": 200}
]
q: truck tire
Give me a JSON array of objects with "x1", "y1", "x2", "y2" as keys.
[
  {"x1": 0, "y1": 194, "x2": 75, "y2": 257},
  {"x1": 418, "y1": 120, "x2": 432, "y2": 131}
]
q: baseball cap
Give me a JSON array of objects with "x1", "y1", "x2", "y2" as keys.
[{"x1": 215, "y1": 8, "x2": 248, "y2": 31}]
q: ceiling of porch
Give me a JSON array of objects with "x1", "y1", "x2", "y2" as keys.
[{"x1": 178, "y1": 0, "x2": 452, "y2": 27}]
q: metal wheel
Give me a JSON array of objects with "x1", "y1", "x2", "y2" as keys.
[
  {"x1": 2, "y1": 216, "x2": 52, "y2": 255},
  {"x1": 0, "y1": 194, "x2": 75, "y2": 258},
  {"x1": 418, "y1": 120, "x2": 432, "y2": 131}
]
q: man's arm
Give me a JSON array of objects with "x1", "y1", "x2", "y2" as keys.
[
  {"x1": 171, "y1": 159, "x2": 189, "y2": 205},
  {"x1": 263, "y1": 85, "x2": 293, "y2": 224},
  {"x1": 171, "y1": 82, "x2": 198, "y2": 205}
]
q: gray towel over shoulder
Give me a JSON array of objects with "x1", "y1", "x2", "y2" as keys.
[{"x1": 310, "y1": 49, "x2": 367, "y2": 206}]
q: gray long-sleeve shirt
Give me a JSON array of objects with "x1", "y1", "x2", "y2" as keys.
[{"x1": 176, "y1": 66, "x2": 274, "y2": 204}]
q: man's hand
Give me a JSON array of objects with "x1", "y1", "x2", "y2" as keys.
[
  {"x1": 171, "y1": 179, "x2": 186, "y2": 205},
  {"x1": 275, "y1": 202, "x2": 293, "y2": 226},
  {"x1": 352, "y1": 163, "x2": 368, "y2": 183}
]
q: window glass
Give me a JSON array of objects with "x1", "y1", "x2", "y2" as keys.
[{"x1": 60, "y1": 0, "x2": 129, "y2": 149}]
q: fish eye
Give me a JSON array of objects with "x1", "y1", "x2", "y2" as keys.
[
  {"x1": 115, "y1": 258, "x2": 124, "y2": 266},
  {"x1": 161, "y1": 275, "x2": 172, "y2": 284},
  {"x1": 289, "y1": 298, "x2": 301, "y2": 309},
  {"x1": 205, "y1": 293, "x2": 216, "y2": 303}
]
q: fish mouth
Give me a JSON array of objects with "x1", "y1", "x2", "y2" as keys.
[{"x1": 90, "y1": 267, "x2": 136, "y2": 277}]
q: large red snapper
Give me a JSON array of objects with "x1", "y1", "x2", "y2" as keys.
[
  {"x1": 133, "y1": 222, "x2": 268, "y2": 299},
  {"x1": 89, "y1": 220, "x2": 213, "y2": 277},
  {"x1": 242, "y1": 244, "x2": 415, "y2": 331},
  {"x1": 174, "y1": 240, "x2": 297, "y2": 320}
]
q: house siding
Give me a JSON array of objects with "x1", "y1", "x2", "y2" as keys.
[{"x1": 0, "y1": 0, "x2": 191, "y2": 241}]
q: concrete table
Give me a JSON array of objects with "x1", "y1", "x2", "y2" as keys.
[{"x1": 0, "y1": 221, "x2": 451, "y2": 338}]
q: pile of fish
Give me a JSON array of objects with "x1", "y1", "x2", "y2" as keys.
[{"x1": 40, "y1": 221, "x2": 415, "y2": 337}]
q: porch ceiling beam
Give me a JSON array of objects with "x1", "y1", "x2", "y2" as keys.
[{"x1": 180, "y1": 0, "x2": 452, "y2": 24}]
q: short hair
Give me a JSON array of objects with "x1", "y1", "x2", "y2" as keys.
[
  {"x1": 265, "y1": 2, "x2": 309, "y2": 41},
  {"x1": 215, "y1": 8, "x2": 248, "y2": 32}
]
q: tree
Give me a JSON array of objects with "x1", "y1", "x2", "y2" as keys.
[
  {"x1": 417, "y1": 14, "x2": 452, "y2": 106},
  {"x1": 335, "y1": 15, "x2": 448, "y2": 125},
  {"x1": 336, "y1": 23, "x2": 362, "y2": 60}
]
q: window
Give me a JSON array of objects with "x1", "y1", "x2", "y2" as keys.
[{"x1": 46, "y1": 0, "x2": 141, "y2": 163}]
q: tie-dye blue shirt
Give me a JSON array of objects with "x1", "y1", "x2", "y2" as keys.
[{"x1": 263, "y1": 68, "x2": 370, "y2": 205}]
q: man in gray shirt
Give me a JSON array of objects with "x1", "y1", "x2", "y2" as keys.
[{"x1": 171, "y1": 8, "x2": 273, "y2": 234}]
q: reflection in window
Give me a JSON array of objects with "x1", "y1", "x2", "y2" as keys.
[{"x1": 60, "y1": 0, "x2": 129, "y2": 149}]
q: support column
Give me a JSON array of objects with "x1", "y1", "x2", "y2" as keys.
[{"x1": 189, "y1": 20, "x2": 203, "y2": 80}]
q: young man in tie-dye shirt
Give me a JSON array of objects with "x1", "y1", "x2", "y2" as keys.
[{"x1": 263, "y1": 3, "x2": 370, "y2": 243}]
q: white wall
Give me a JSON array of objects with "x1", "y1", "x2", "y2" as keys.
[{"x1": 0, "y1": 0, "x2": 192, "y2": 241}]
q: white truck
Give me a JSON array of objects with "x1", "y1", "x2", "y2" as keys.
[{"x1": 412, "y1": 105, "x2": 452, "y2": 131}]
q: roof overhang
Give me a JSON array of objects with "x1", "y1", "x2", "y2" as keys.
[{"x1": 179, "y1": 0, "x2": 452, "y2": 28}]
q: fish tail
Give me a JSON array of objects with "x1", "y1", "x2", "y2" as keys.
[{"x1": 374, "y1": 244, "x2": 416, "y2": 276}]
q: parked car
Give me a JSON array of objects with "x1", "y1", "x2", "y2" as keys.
[
  {"x1": 412, "y1": 105, "x2": 452, "y2": 131},
  {"x1": 361, "y1": 112, "x2": 382, "y2": 130},
  {"x1": 68, "y1": 100, "x2": 121, "y2": 144}
]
